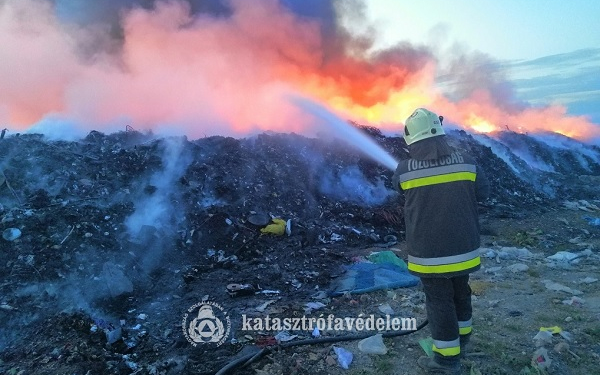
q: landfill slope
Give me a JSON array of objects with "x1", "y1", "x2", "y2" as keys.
[{"x1": 0, "y1": 129, "x2": 599, "y2": 375}]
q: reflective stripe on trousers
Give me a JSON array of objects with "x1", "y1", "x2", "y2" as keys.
[
  {"x1": 432, "y1": 338, "x2": 460, "y2": 357},
  {"x1": 459, "y1": 319, "x2": 472, "y2": 335}
]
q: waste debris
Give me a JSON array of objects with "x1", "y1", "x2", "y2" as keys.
[
  {"x1": 358, "y1": 333, "x2": 388, "y2": 355},
  {"x1": 333, "y1": 346, "x2": 353, "y2": 369},
  {"x1": 0, "y1": 129, "x2": 599, "y2": 375}
]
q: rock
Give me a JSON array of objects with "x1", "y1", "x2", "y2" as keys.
[
  {"x1": 2, "y1": 228, "x2": 21, "y2": 241},
  {"x1": 358, "y1": 334, "x2": 388, "y2": 355},
  {"x1": 542, "y1": 280, "x2": 583, "y2": 295},
  {"x1": 507, "y1": 263, "x2": 529, "y2": 273},
  {"x1": 554, "y1": 342, "x2": 570, "y2": 353},
  {"x1": 101, "y1": 262, "x2": 133, "y2": 297},
  {"x1": 378, "y1": 303, "x2": 395, "y2": 315},
  {"x1": 579, "y1": 277, "x2": 598, "y2": 284}
]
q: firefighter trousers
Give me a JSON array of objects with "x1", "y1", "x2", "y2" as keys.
[{"x1": 421, "y1": 275, "x2": 472, "y2": 364}]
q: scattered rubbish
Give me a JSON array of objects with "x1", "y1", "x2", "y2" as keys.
[
  {"x1": 333, "y1": 346, "x2": 353, "y2": 369},
  {"x1": 532, "y1": 347, "x2": 551, "y2": 369},
  {"x1": 540, "y1": 326, "x2": 562, "y2": 334},
  {"x1": 562, "y1": 296, "x2": 585, "y2": 306},
  {"x1": 124, "y1": 356, "x2": 138, "y2": 371},
  {"x1": 564, "y1": 200, "x2": 600, "y2": 212},
  {"x1": 579, "y1": 277, "x2": 598, "y2": 284},
  {"x1": 383, "y1": 235, "x2": 398, "y2": 243},
  {"x1": 484, "y1": 266, "x2": 503, "y2": 274},
  {"x1": 583, "y1": 216, "x2": 600, "y2": 226},
  {"x1": 247, "y1": 212, "x2": 271, "y2": 226},
  {"x1": 291, "y1": 279, "x2": 302, "y2": 289},
  {"x1": 136, "y1": 313, "x2": 147, "y2": 320},
  {"x1": 255, "y1": 300, "x2": 277, "y2": 312},
  {"x1": 378, "y1": 303, "x2": 395, "y2": 316},
  {"x1": 305, "y1": 302, "x2": 326, "y2": 314},
  {"x1": 2, "y1": 228, "x2": 21, "y2": 241},
  {"x1": 418, "y1": 337, "x2": 434, "y2": 357},
  {"x1": 6, "y1": 120, "x2": 600, "y2": 374},
  {"x1": 547, "y1": 251, "x2": 578, "y2": 262},
  {"x1": 0, "y1": 303, "x2": 16, "y2": 311},
  {"x1": 533, "y1": 330, "x2": 553, "y2": 347},
  {"x1": 274, "y1": 331, "x2": 297, "y2": 343},
  {"x1": 312, "y1": 327, "x2": 320, "y2": 338},
  {"x1": 480, "y1": 247, "x2": 533, "y2": 260},
  {"x1": 546, "y1": 250, "x2": 590, "y2": 263},
  {"x1": 507, "y1": 263, "x2": 529, "y2": 273},
  {"x1": 358, "y1": 333, "x2": 388, "y2": 355},
  {"x1": 542, "y1": 280, "x2": 583, "y2": 295},
  {"x1": 105, "y1": 326, "x2": 122, "y2": 345},
  {"x1": 227, "y1": 283, "x2": 256, "y2": 297},
  {"x1": 568, "y1": 236, "x2": 585, "y2": 244},
  {"x1": 101, "y1": 262, "x2": 133, "y2": 297},
  {"x1": 330, "y1": 262, "x2": 419, "y2": 296},
  {"x1": 256, "y1": 289, "x2": 281, "y2": 296},
  {"x1": 312, "y1": 291, "x2": 329, "y2": 300},
  {"x1": 285, "y1": 219, "x2": 292, "y2": 236},
  {"x1": 255, "y1": 336, "x2": 277, "y2": 347},
  {"x1": 554, "y1": 342, "x2": 569, "y2": 353},
  {"x1": 261, "y1": 218, "x2": 287, "y2": 236},
  {"x1": 537, "y1": 326, "x2": 573, "y2": 342},
  {"x1": 559, "y1": 331, "x2": 573, "y2": 341},
  {"x1": 368, "y1": 250, "x2": 408, "y2": 270},
  {"x1": 207, "y1": 250, "x2": 239, "y2": 266}
]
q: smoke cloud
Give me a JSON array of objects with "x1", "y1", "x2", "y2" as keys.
[
  {"x1": 1, "y1": 0, "x2": 598, "y2": 143},
  {"x1": 319, "y1": 166, "x2": 393, "y2": 206}
]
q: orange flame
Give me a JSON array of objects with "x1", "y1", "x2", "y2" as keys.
[{"x1": 464, "y1": 114, "x2": 498, "y2": 134}]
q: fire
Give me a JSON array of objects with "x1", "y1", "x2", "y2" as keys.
[
  {"x1": 0, "y1": 0, "x2": 598, "y2": 144},
  {"x1": 464, "y1": 114, "x2": 498, "y2": 134}
]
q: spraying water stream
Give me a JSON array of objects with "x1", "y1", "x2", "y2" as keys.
[{"x1": 290, "y1": 96, "x2": 399, "y2": 171}]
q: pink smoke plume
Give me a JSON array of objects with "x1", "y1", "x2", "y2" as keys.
[{"x1": 0, "y1": 0, "x2": 598, "y2": 142}]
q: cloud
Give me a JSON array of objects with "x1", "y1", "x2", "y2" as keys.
[{"x1": 506, "y1": 48, "x2": 600, "y2": 124}]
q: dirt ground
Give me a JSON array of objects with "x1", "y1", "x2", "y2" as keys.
[{"x1": 238, "y1": 204, "x2": 600, "y2": 375}]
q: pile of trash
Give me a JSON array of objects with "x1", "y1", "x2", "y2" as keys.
[{"x1": 0, "y1": 128, "x2": 599, "y2": 374}]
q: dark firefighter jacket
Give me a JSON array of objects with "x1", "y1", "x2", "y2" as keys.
[{"x1": 392, "y1": 136, "x2": 490, "y2": 278}]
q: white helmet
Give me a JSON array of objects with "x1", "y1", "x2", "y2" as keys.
[{"x1": 403, "y1": 108, "x2": 445, "y2": 145}]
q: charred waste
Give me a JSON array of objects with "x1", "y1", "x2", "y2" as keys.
[{"x1": 0, "y1": 127, "x2": 599, "y2": 374}]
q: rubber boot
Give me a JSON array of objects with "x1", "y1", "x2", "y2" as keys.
[
  {"x1": 417, "y1": 356, "x2": 460, "y2": 375},
  {"x1": 459, "y1": 334, "x2": 471, "y2": 358}
]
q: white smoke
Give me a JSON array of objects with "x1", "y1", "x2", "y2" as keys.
[{"x1": 319, "y1": 166, "x2": 393, "y2": 206}]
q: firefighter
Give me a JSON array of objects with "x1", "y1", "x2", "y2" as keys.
[{"x1": 392, "y1": 108, "x2": 490, "y2": 374}]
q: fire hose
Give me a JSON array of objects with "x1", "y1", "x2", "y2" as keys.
[{"x1": 215, "y1": 319, "x2": 428, "y2": 375}]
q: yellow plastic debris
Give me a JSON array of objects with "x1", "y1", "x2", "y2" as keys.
[
  {"x1": 539, "y1": 326, "x2": 562, "y2": 334},
  {"x1": 260, "y1": 218, "x2": 286, "y2": 236}
]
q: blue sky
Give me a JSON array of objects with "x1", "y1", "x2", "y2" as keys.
[{"x1": 365, "y1": 0, "x2": 600, "y2": 124}]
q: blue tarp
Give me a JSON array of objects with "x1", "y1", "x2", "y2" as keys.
[{"x1": 329, "y1": 262, "x2": 420, "y2": 296}]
